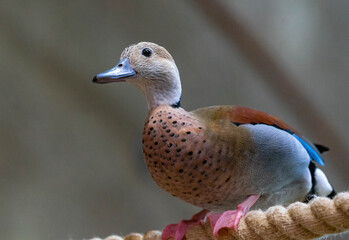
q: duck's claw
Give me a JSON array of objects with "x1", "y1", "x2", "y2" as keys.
[{"x1": 162, "y1": 209, "x2": 210, "y2": 240}]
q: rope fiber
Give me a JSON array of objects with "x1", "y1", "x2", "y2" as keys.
[{"x1": 89, "y1": 192, "x2": 349, "y2": 240}]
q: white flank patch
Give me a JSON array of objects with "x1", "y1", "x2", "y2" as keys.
[{"x1": 314, "y1": 168, "x2": 333, "y2": 196}]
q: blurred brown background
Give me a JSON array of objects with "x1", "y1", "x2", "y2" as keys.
[{"x1": 0, "y1": 1, "x2": 348, "y2": 239}]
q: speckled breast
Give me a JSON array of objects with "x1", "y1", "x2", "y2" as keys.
[{"x1": 142, "y1": 105, "x2": 246, "y2": 211}]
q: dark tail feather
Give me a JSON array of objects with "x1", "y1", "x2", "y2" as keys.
[{"x1": 314, "y1": 143, "x2": 330, "y2": 153}]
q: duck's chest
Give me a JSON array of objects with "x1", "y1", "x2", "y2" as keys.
[{"x1": 141, "y1": 106, "x2": 245, "y2": 209}]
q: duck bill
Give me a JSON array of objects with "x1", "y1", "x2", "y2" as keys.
[{"x1": 93, "y1": 58, "x2": 136, "y2": 84}]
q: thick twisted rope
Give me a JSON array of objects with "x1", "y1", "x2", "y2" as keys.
[{"x1": 89, "y1": 192, "x2": 349, "y2": 240}]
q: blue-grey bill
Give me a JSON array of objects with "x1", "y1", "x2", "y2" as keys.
[{"x1": 93, "y1": 58, "x2": 136, "y2": 84}]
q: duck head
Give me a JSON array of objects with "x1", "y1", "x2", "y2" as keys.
[{"x1": 93, "y1": 42, "x2": 182, "y2": 109}]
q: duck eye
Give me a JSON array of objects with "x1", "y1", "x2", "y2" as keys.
[{"x1": 142, "y1": 48, "x2": 152, "y2": 57}]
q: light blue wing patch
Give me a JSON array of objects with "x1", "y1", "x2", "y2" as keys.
[{"x1": 293, "y1": 134, "x2": 325, "y2": 166}]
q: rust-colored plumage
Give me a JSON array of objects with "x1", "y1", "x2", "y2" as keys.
[{"x1": 194, "y1": 105, "x2": 297, "y2": 133}]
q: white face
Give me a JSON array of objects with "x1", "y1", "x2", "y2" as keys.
[{"x1": 122, "y1": 42, "x2": 182, "y2": 109}]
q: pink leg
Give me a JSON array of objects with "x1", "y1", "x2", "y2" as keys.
[
  {"x1": 207, "y1": 195, "x2": 260, "y2": 237},
  {"x1": 162, "y1": 209, "x2": 210, "y2": 240}
]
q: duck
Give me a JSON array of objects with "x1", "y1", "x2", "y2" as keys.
[{"x1": 93, "y1": 42, "x2": 336, "y2": 240}]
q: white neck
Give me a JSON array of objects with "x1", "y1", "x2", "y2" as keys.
[
  {"x1": 129, "y1": 63, "x2": 182, "y2": 110},
  {"x1": 145, "y1": 80, "x2": 181, "y2": 109}
]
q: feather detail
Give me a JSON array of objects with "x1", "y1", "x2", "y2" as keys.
[
  {"x1": 193, "y1": 106, "x2": 296, "y2": 133},
  {"x1": 225, "y1": 106, "x2": 297, "y2": 133},
  {"x1": 193, "y1": 106, "x2": 326, "y2": 166},
  {"x1": 293, "y1": 134, "x2": 325, "y2": 166}
]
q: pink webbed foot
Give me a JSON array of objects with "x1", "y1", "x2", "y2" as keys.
[
  {"x1": 162, "y1": 209, "x2": 210, "y2": 240},
  {"x1": 207, "y1": 195, "x2": 260, "y2": 237}
]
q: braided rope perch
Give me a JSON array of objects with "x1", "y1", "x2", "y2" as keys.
[{"x1": 90, "y1": 192, "x2": 349, "y2": 240}]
